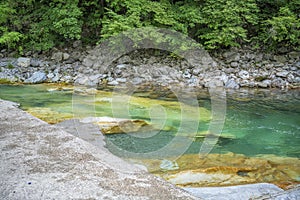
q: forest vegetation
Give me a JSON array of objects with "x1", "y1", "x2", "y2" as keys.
[{"x1": 0, "y1": 0, "x2": 299, "y2": 53}]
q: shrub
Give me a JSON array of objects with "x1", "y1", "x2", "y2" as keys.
[
  {"x1": 198, "y1": 0, "x2": 259, "y2": 49},
  {"x1": 260, "y1": 6, "x2": 300, "y2": 50}
]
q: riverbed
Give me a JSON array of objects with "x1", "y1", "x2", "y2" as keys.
[{"x1": 0, "y1": 83, "x2": 299, "y2": 188}]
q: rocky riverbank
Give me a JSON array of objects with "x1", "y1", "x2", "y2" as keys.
[{"x1": 0, "y1": 45, "x2": 299, "y2": 89}]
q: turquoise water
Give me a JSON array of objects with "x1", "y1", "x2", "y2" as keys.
[{"x1": 0, "y1": 84, "x2": 299, "y2": 158}]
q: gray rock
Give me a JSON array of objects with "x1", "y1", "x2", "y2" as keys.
[
  {"x1": 223, "y1": 51, "x2": 240, "y2": 63},
  {"x1": 219, "y1": 73, "x2": 229, "y2": 84},
  {"x1": 225, "y1": 79, "x2": 239, "y2": 89},
  {"x1": 244, "y1": 53, "x2": 256, "y2": 61},
  {"x1": 107, "y1": 80, "x2": 119, "y2": 85},
  {"x1": 47, "y1": 73, "x2": 55, "y2": 79},
  {"x1": 192, "y1": 67, "x2": 204, "y2": 75},
  {"x1": 30, "y1": 59, "x2": 40, "y2": 67},
  {"x1": 272, "y1": 78, "x2": 285, "y2": 87},
  {"x1": 255, "y1": 185, "x2": 300, "y2": 200},
  {"x1": 274, "y1": 55, "x2": 287, "y2": 63},
  {"x1": 288, "y1": 51, "x2": 299, "y2": 60},
  {"x1": 238, "y1": 70, "x2": 249, "y2": 80},
  {"x1": 116, "y1": 64, "x2": 127, "y2": 69},
  {"x1": 52, "y1": 73, "x2": 60, "y2": 82},
  {"x1": 117, "y1": 55, "x2": 131, "y2": 64},
  {"x1": 183, "y1": 183, "x2": 283, "y2": 200},
  {"x1": 294, "y1": 77, "x2": 300, "y2": 83},
  {"x1": 73, "y1": 40, "x2": 82, "y2": 48},
  {"x1": 82, "y1": 57, "x2": 95, "y2": 68},
  {"x1": 17, "y1": 57, "x2": 31, "y2": 67},
  {"x1": 116, "y1": 78, "x2": 127, "y2": 83},
  {"x1": 131, "y1": 77, "x2": 143, "y2": 85},
  {"x1": 258, "y1": 79, "x2": 271, "y2": 88},
  {"x1": 224, "y1": 68, "x2": 235, "y2": 74},
  {"x1": 230, "y1": 62, "x2": 239, "y2": 68},
  {"x1": 254, "y1": 53, "x2": 263, "y2": 62},
  {"x1": 51, "y1": 52, "x2": 63, "y2": 62},
  {"x1": 63, "y1": 53, "x2": 70, "y2": 61},
  {"x1": 276, "y1": 71, "x2": 289, "y2": 78},
  {"x1": 205, "y1": 79, "x2": 224, "y2": 88},
  {"x1": 264, "y1": 63, "x2": 274, "y2": 69},
  {"x1": 287, "y1": 74, "x2": 295, "y2": 83},
  {"x1": 24, "y1": 71, "x2": 47, "y2": 83},
  {"x1": 75, "y1": 76, "x2": 89, "y2": 85},
  {"x1": 240, "y1": 80, "x2": 249, "y2": 87},
  {"x1": 290, "y1": 66, "x2": 297, "y2": 71}
]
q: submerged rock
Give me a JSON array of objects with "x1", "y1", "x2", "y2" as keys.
[
  {"x1": 26, "y1": 107, "x2": 73, "y2": 124},
  {"x1": 80, "y1": 117, "x2": 155, "y2": 134},
  {"x1": 160, "y1": 159, "x2": 179, "y2": 171},
  {"x1": 137, "y1": 153, "x2": 300, "y2": 189}
]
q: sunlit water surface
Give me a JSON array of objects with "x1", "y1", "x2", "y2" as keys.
[{"x1": 0, "y1": 84, "x2": 299, "y2": 159}]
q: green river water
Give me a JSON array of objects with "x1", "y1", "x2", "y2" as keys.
[{"x1": 0, "y1": 84, "x2": 299, "y2": 159}]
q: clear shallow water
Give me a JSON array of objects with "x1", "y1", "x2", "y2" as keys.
[{"x1": 0, "y1": 84, "x2": 299, "y2": 158}]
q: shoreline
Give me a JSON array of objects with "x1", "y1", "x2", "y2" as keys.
[{"x1": 0, "y1": 47, "x2": 299, "y2": 90}]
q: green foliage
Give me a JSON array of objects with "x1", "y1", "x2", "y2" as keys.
[
  {"x1": 26, "y1": 1, "x2": 82, "y2": 51},
  {"x1": 0, "y1": 29, "x2": 23, "y2": 49},
  {"x1": 6, "y1": 63, "x2": 15, "y2": 69},
  {"x1": 100, "y1": 0, "x2": 187, "y2": 40},
  {"x1": 0, "y1": 0, "x2": 299, "y2": 52},
  {"x1": 198, "y1": 0, "x2": 259, "y2": 49},
  {"x1": 260, "y1": 6, "x2": 300, "y2": 50},
  {"x1": 0, "y1": 2, "x2": 24, "y2": 50}
]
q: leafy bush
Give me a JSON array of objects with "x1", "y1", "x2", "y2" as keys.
[
  {"x1": 100, "y1": 0, "x2": 187, "y2": 40},
  {"x1": 0, "y1": 0, "x2": 299, "y2": 52},
  {"x1": 260, "y1": 6, "x2": 300, "y2": 50},
  {"x1": 197, "y1": 0, "x2": 259, "y2": 49},
  {"x1": 0, "y1": 2, "x2": 24, "y2": 50},
  {"x1": 27, "y1": 1, "x2": 82, "y2": 51}
]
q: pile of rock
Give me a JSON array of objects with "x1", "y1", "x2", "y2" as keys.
[{"x1": 0, "y1": 45, "x2": 299, "y2": 89}]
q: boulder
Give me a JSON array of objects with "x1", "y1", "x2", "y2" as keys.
[
  {"x1": 230, "y1": 62, "x2": 239, "y2": 68},
  {"x1": 225, "y1": 79, "x2": 239, "y2": 89},
  {"x1": 238, "y1": 70, "x2": 249, "y2": 80},
  {"x1": 274, "y1": 55, "x2": 287, "y2": 63},
  {"x1": 97, "y1": 118, "x2": 151, "y2": 134},
  {"x1": 257, "y1": 80, "x2": 271, "y2": 88},
  {"x1": 51, "y1": 52, "x2": 63, "y2": 62},
  {"x1": 62, "y1": 52, "x2": 70, "y2": 61},
  {"x1": 17, "y1": 57, "x2": 31, "y2": 67},
  {"x1": 223, "y1": 51, "x2": 240, "y2": 63},
  {"x1": 24, "y1": 71, "x2": 47, "y2": 83},
  {"x1": 276, "y1": 71, "x2": 289, "y2": 78}
]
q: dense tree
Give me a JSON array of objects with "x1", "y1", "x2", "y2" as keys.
[{"x1": 0, "y1": 0, "x2": 299, "y2": 52}]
